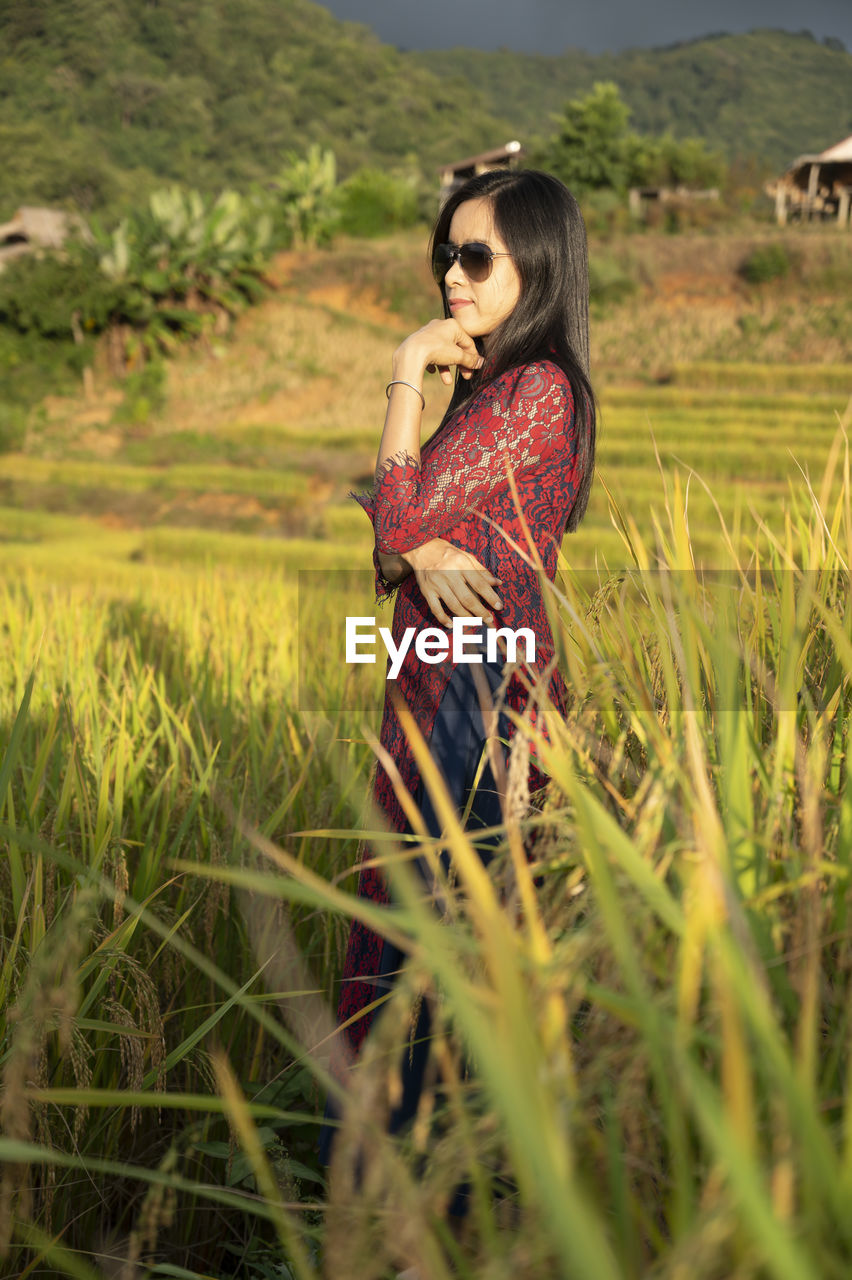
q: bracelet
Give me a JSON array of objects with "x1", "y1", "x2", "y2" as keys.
[{"x1": 386, "y1": 379, "x2": 425, "y2": 411}]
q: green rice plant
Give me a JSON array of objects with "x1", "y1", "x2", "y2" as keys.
[
  {"x1": 1, "y1": 417, "x2": 851, "y2": 1277},
  {"x1": 0, "y1": 566, "x2": 386, "y2": 1276}
]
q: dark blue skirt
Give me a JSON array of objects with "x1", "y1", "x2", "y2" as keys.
[{"x1": 318, "y1": 647, "x2": 511, "y2": 1186}]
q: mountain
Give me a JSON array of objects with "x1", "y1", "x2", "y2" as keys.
[
  {"x1": 411, "y1": 29, "x2": 852, "y2": 171},
  {"x1": 1, "y1": 5, "x2": 850, "y2": 217},
  {"x1": 0, "y1": 0, "x2": 502, "y2": 214}
]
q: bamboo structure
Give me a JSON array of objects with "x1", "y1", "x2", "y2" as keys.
[
  {"x1": 437, "y1": 141, "x2": 523, "y2": 204},
  {"x1": 766, "y1": 134, "x2": 852, "y2": 227}
]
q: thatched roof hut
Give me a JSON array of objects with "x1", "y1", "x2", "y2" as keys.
[
  {"x1": 766, "y1": 135, "x2": 852, "y2": 225},
  {"x1": 437, "y1": 141, "x2": 523, "y2": 204},
  {"x1": 0, "y1": 206, "x2": 89, "y2": 269}
]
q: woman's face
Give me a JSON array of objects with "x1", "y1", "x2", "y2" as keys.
[{"x1": 442, "y1": 196, "x2": 521, "y2": 348}]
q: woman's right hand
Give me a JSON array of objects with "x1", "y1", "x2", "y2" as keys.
[
  {"x1": 393, "y1": 318, "x2": 483, "y2": 389},
  {"x1": 403, "y1": 538, "x2": 502, "y2": 628}
]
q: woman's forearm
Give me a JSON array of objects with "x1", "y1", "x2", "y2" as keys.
[
  {"x1": 375, "y1": 353, "x2": 428, "y2": 481},
  {"x1": 377, "y1": 549, "x2": 412, "y2": 584}
]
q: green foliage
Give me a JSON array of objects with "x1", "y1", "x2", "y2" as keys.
[
  {"x1": 0, "y1": 324, "x2": 95, "y2": 452},
  {"x1": 0, "y1": 249, "x2": 114, "y2": 339},
  {"x1": 336, "y1": 168, "x2": 421, "y2": 238},
  {"x1": 543, "y1": 82, "x2": 634, "y2": 195},
  {"x1": 0, "y1": 402, "x2": 27, "y2": 453},
  {"x1": 539, "y1": 82, "x2": 729, "y2": 209},
  {"x1": 738, "y1": 243, "x2": 795, "y2": 284},
  {"x1": 588, "y1": 252, "x2": 638, "y2": 305},
  {"x1": 0, "y1": 0, "x2": 503, "y2": 214},
  {"x1": 266, "y1": 145, "x2": 340, "y2": 248},
  {"x1": 416, "y1": 30, "x2": 852, "y2": 173},
  {"x1": 0, "y1": 181, "x2": 279, "y2": 430},
  {"x1": 110, "y1": 359, "x2": 168, "y2": 424},
  {"x1": 91, "y1": 184, "x2": 274, "y2": 358},
  {"x1": 631, "y1": 133, "x2": 727, "y2": 189},
  {"x1": 4, "y1": 3, "x2": 845, "y2": 227}
]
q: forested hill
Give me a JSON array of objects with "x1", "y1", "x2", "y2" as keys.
[
  {"x1": 0, "y1": 0, "x2": 503, "y2": 213},
  {"x1": 1, "y1": 1, "x2": 850, "y2": 217},
  {"x1": 412, "y1": 30, "x2": 852, "y2": 171}
]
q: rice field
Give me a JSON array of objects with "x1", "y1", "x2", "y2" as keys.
[
  {"x1": 1, "y1": 234, "x2": 852, "y2": 1278},
  {"x1": 2, "y1": 357, "x2": 850, "y2": 575}
]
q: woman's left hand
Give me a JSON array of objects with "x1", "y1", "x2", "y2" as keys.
[{"x1": 404, "y1": 538, "x2": 502, "y2": 628}]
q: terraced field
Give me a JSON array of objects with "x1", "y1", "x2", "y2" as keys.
[
  {"x1": 2, "y1": 357, "x2": 849, "y2": 583},
  {"x1": 1, "y1": 230, "x2": 848, "y2": 590}
]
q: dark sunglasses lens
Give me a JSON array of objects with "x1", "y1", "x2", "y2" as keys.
[
  {"x1": 432, "y1": 244, "x2": 453, "y2": 282},
  {"x1": 432, "y1": 243, "x2": 493, "y2": 283},
  {"x1": 459, "y1": 245, "x2": 492, "y2": 281}
]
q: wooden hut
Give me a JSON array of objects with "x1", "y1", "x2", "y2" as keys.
[
  {"x1": 628, "y1": 184, "x2": 720, "y2": 220},
  {"x1": 438, "y1": 141, "x2": 523, "y2": 204},
  {"x1": 767, "y1": 135, "x2": 852, "y2": 226},
  {"x1": 0, "y1": 206, "x2": 89, "y2": 269}
]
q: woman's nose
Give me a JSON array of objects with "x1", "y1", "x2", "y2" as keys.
[{"x1": 443, "y1": 256, "x2": 467, "y2": 288}]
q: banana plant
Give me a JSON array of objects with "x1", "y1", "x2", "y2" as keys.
[{"x1": 91, "y1": 185, "x2": 276, "y2": 360}]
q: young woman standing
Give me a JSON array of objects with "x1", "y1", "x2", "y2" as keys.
[{"x1": 319, "y1": 168, "x2": 597, "y2": 1229}]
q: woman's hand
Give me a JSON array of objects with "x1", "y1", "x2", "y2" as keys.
[
  {"x1": 393, "y1": 318, "x2": 483, "y2": 389},
  {"x1": 404, "y1": 538, "x2": 502, "y2": 628}
]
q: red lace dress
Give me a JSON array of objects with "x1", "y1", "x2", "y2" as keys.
[{"x1": 331, "y1": 359, "x2": 583, "y2": 1071}]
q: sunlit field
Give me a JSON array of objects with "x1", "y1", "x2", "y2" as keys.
[{"x1": 1, "y1": 227, "x2": 851, "y2": 1278}]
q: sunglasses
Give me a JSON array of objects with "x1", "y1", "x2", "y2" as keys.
[{"x1": 432, "y1": 241, "x2": 513, "y2": 284}]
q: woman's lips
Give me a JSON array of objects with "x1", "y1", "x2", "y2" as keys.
[{"x1": 448, "y1": 299, "x2": 472, "y2": 310}]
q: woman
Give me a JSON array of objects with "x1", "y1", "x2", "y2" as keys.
[{"x1": 319, "y1": 169, "x2": 596, "y2": 1195}]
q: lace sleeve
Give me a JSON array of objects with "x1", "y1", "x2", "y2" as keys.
[
  {"x1": 347, "y1": 486, "x2": 404, "y2": 607},
  {"x1": 367, "y1": 362, "x2": 576, "y2": 555}
]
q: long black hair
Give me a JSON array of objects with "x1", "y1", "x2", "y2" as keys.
[{"x1": 428, "y1": 168, "x2": 596, "y2": 532}]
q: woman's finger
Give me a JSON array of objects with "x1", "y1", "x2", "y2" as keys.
[
  {"x1": 455, "y1": 586, "x2": 495, "y2": 624},
  {"x1": 451, "y1": 567, "x2": 502, "y2": 611},
  {"x1": 419, "y1": 573, "x2": 471, "y2": 627},
  {"x1": 432, "y1": 576, "x2": 493, "y2": 626},
  {"x1": 469, "y1": 580, "x2": 502, "y2": 611},
  {"x1": 421, "y1": 589, "x2": 453, "y2": 629}
]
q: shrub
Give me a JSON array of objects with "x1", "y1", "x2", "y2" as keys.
[
  {"x1": 0, "y1": 248, "x2": 115, "y2": 339},
  {"x1": 91, "y1": 185, "x2": 274, "y2": 361},
  {"x1": 266, "y1": 145, "x2": 340, "y2": 248},
  {"x1": 738, "y1": 243, "x2": 794, "y2": 284},
  {"x1": 336, "y1": 168, "x2": 421, "y2": 238},
  {"x1": 110, "y1": 358, "x2": 168, "y2": 424},
  {"x1": 588, "y1": 252, "x2": 638, "y2": 306}
]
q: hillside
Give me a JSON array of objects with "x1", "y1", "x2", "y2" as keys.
[
  {"x1": 1, "y1": 6, "x2": 851, "y2": 220},
  {"x1": 412, "y1": 30, "x2": 852, "y2": 171},
  {"x1": 0, "y1": 0, "x2": 502, "y2": 216},
  {"x1": 2, "y1": 227, "x2": 849, "y2": 580}
]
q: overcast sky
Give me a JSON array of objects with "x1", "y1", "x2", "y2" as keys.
[{"x1": 317, "y1": 0, "x2": 851, "y2": 55}]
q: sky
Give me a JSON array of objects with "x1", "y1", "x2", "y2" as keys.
[{"x1": 315, "y1": 0, "x2": 852, "y2": 55}]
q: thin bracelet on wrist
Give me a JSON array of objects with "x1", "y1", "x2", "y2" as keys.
[{"x1": 386, "y1": 379, "x2": 425, "y2": 411}]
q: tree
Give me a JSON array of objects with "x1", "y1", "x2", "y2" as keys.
[
  {"x1": 542, "y1": 81, "x2": 634, "y2": 195},
  {"x1": 538, "y1": 81, "x2": 728, "y2": 200}
]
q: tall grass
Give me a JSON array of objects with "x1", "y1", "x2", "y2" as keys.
[{"x1": 1, "y1": 423, "x2": 851, "y2": 1277}]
